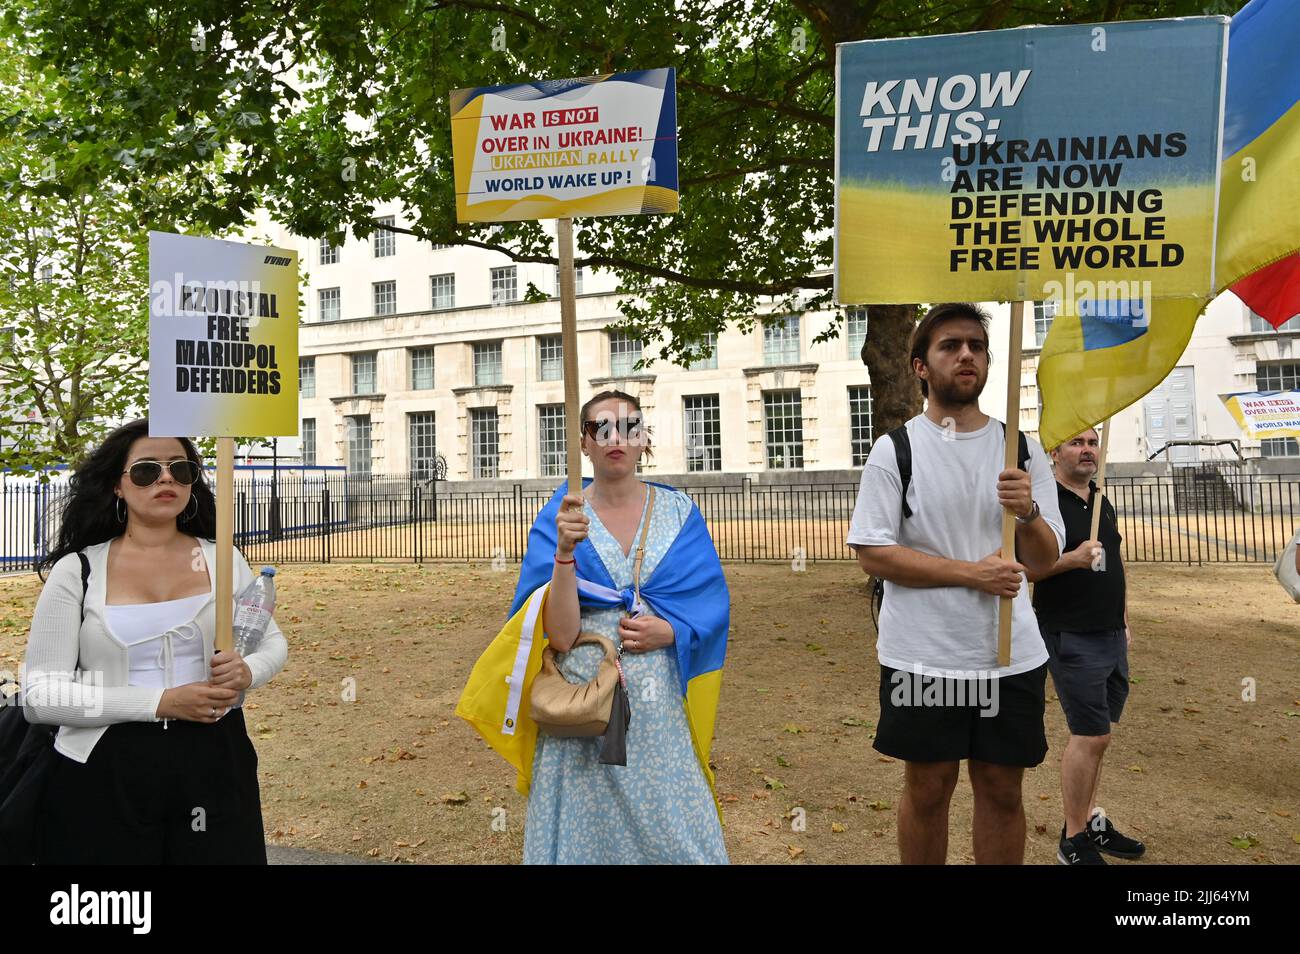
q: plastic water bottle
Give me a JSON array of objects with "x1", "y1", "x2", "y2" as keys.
[{"x1": 233, "y1": 566, "x2": 277, "y2": 657}]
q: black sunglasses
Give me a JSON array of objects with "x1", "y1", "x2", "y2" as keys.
[
  {"x1": 123, "y1": 459, "x2": 200, "y2": 487},
  {"x1": 581, "y1": 417, "x2": 645, "y2": 441}
]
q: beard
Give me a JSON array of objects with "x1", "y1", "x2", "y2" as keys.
[{"x1": 928, "y1": 369, "x2": 985, "y2": 406}]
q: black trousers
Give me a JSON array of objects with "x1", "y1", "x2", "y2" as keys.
[{"x1": 38, "y1": 707, "x2": 267, "y2": 865}]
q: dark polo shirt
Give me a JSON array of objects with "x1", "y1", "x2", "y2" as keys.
[{"x1": 1032, "y1": 479, "x2": 1126, "y2": 632}]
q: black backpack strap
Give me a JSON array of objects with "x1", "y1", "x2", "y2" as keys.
[
  {"x1": 77, "y1": 552, "x2": 89, "y2": 622},
  {"x1": 998, "y1": 421, "x2": 1032, "y2": 473},
  {"x1": 888, "y1": 424, "x2": 913, "y2": 518}
]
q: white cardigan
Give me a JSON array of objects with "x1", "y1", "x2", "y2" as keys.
[{"x1": 22, "y1": 537, "x2": 288, "y2": 763}]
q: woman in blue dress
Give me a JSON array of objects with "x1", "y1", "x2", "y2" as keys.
[{"x1": 521, "y1": 389, "x2": 729, "y2": 864}]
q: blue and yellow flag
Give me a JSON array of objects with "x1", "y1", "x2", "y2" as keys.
[
  {"x1": 1039, "y1": 0, "x2": 1300, "y2": 450},
  {"x1": 455, "y1": 479, "x2": 729, "y2": 803}
]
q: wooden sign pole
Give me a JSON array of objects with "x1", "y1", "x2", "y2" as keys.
[
  {"x1": 557, "y1": 218, "x2": 582, "y2": 497},
  {"x1": 998, "y1": 300, "x2": 1025, "y2": 668},
  {"x1": 215, "y1": 436, "x2": 234, "y2": 653},
  {"x1": 1088, "y1": 419, "x2": 1111, "y2": 543}
]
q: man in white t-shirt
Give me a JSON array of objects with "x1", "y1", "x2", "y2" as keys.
[{"x1": 847, "y1": 302, "x2": 1065, "y2": 865}]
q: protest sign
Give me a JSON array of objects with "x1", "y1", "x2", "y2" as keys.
[
  {"x1": 835, "y1": 18, "x2": 1228, "y2": 305},
  {"x1": 451, "y1": 68, "x2": 678, "y2": 224}
]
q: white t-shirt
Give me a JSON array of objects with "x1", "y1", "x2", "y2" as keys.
[{"x1": 846, "y1": 414, "x2": 1065, "y2": 677}]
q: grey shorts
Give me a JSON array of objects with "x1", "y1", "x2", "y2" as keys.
[{"x1": 1039, "y1": 624, "x2": 1129, "y2": 737}]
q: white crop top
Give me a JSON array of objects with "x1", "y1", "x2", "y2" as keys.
[{"x1": 104, "y1": 593, "x2": 210, "y2": 690}]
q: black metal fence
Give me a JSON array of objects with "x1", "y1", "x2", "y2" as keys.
[{"x1": 4, "y1": 467, "x2": 1300, "y2": 572}]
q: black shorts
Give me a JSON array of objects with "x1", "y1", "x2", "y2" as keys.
[
  {"x1": 874, "y1": 663, "x2": 1049, "y2": 767},
  {"x1": 1040, "y1": 624, "x2": 1129, "y2": 736}
]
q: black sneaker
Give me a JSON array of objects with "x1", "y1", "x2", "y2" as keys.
[
  {"x1": 1058, "y1": 827, "x2": 1107, "y2": 865},
  {"x1": 1086, "y1": 811, "x2": 1146, "y2": 859}
]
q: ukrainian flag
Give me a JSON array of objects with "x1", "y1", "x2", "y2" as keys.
[
  {"x1": 1039, "y1": 0, "x2": 1300, "y2": 450},
  {"x1": 456, "y1": 480, "x2": 729, "y2": 809}
]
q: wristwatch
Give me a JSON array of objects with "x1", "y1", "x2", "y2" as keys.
[{"x1": 1015, "y1": 500, "x2": 1041, "y2": 524}]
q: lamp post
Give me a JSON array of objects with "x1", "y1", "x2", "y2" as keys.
[{"x1": 269, "y1": 436, "x2": 282, "y2": 542}]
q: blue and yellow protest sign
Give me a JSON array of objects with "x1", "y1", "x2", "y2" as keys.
[
  {"x1": 451, "y1": 69, "x2": 678, "y2": 223},
  {"x1": 1222, "y1": 391, "x2": 1300, "y2": 442},
  {"x1": 835, "y1": 18, "x2": 1228, "y2": 305}
]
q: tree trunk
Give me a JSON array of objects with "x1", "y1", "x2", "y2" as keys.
[{"x1": 861, "y1": 303, "x2": 922, "y2": 440}]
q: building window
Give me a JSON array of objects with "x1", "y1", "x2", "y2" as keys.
[
  {"x1": 346, "y1": 415, "x2": 371, "y2": 476},
  {"x1": 39, "y1": 264, "x2": 54, "y2": 283},
  {"x1": 373, "y1": 280, "x2": 397, "y2": 316},
  {"x1": 410, "y1": 347, "x2": 435, "y2": 390},
  {"x1": 430, "y1": 273, "x2": 455, "y2": 310},
  {"x1": 846, "y1": 307, "x2": 868, "y2": 359},
  {"x1": 609, "y1": 330, "x2": 643, "y2": 377},
  {"x1": 1250, "y1": 310, "x2": 1300, "y2": 333},
  {"x1": 763, "y1": 316, "x2": 800, "y2": 365},
  {"x1": 319, "y1": 237, "x2": 339, "y2": 265},
  {"x1": 683, "y1": 394, "x2": 721, "y2": 473},
  {"x1": 373, "y1": 216, "x2": 396, "y2": 258},
  {"x1": 318, "y1": 287, "x2": 340, "y2": 322},
  {"x1": 473, "y1": 341, "x2": 503, "y2": 386},
  {"x1": 1034, "y1": 300, "x2": 1058, "y2": 347},
  {"x1": 1261, "y1": 438, "x2": 1300, "y2": 457},
  {"x1": 299, "y1": 357, "x2": 315, "y2": 398},
  {"x1": 538, "y1": 335, "x2": 563, "y2": 381},
  {"x1": 1256, "y1": 361, "x2": 1300, "y2": 457},
  {"x1": 301, "y1": 418, "x2": 316, "y2": 465},
  {"x1": 538, "y1": 404, "x2": 567, "y2": 477},
  {"x1": 1257, "y1": 361, "x2": 1300, "y2": 391},
  {"x1": 849, "y1": 385, "x2": 873, "y2": 466},
  {"x1": 409, "y1": 412, "x2": 437, "y2": 478},
  {"x1": 763, "y1": 390, "x2": 804, "y2": 469},
  {"x1": 490, "y1": 266, "x2": 517, "y2": 303},
  {"x1": 351, "y1": 352, "x2": 377, "y2": 395},
  {"x1": 687, "y1": 331, "x2": 718, "y2": 371},
  {"x1": 554, "y1": 266, "x2": 584, "y2": 296},
  {"x1": 470, "y1": 408, "x2": 499, "y2": 479}
]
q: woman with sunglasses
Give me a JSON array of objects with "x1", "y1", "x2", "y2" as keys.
[
  {"x1": 499, "y1": 389, "x2": 730, "y2": 864},
  {"x1": 22, "y1": 418, "x2": 286, "y2": 863}
]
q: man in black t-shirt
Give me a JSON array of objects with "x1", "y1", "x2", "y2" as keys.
[{"x1": 1029, "y1": 428, "x2": 1146, "y2": 866}]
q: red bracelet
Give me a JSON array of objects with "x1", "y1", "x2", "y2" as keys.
[{"x1": 555, "y1": 555, "x2": 576, "y2": 565}]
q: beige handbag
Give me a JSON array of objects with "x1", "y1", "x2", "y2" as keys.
[{"x1": 529, "y1": 485, "x2": 657, "y2": 739}]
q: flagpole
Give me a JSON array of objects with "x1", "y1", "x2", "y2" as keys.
[
  {"x1": 1089, "y1": 419, "x2": 1111, "y2": 543},
  {"x1": 999, "y1": 300, "x2": 1025, "y2": 668},
  {"x1": 557, "y1": 218, "x2": 582, "y2": 497}
]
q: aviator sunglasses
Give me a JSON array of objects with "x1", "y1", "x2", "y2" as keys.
[{"x1": 122, "y1": 459, "x2": 201, "y2": 487}]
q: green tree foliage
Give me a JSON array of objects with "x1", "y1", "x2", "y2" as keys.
[{"x1": 9, "y1": 0, "x2": 1232, "y2": 440}]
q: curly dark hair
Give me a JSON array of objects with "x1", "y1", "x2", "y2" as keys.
[{"x1": 38, "y1": 419, "x2": 216, "y2": 574}]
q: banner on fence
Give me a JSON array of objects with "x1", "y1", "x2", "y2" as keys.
[
  {"x1": 1221, "y1": 390, "x2": 1300, "y2": 440},
  {"x1": 450, "y1": 68, "x2": 678, "y2": 223},
  {"x1": 834, "y1": 17, "x2": 1228, "y2": 304},
  {"x1": 148, "y1": 231, "x2": 299, "y2": 438}
]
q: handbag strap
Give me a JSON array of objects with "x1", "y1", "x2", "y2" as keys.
[
  {"x1": 583, "y1": 483, "x2": 657, "y2": 609},
  {"x1": 630, "y1": 485, "x2": 656, "y2": 607}
]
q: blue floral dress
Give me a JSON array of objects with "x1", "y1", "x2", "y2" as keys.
[{"x1": 523, "y1": 484, "x2": 729, "y2": 864}]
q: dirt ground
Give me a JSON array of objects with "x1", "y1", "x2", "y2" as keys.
[{"x1": 2, "y1": 561, "x2": 1297, "y2": 865}]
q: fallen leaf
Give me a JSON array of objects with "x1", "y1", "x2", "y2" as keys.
[
  {"x1": 868, "y1": 799, "x2": 891, "y2": 811},
  {"x1": 782, "y1": 724, "x2": 805, "y2": 734},
  {"x1": 786, "y1": 845, "x2": 804, "y2": 859},
  {"x1": 763, "y1": 776, "x2": 786, "y2": 791},
  {"x1": 440, "y1": 791, "x2": 470, "y2": 805},
  {"x1": 1035, "y1": 824, "x2": 1048, "y2": 834},
  {"x1": 841, "y1": 717, "x2": 871, "y2": 727},
  {"x1": 831, "y1": 823, "x2": 846, "y2": 834}
]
